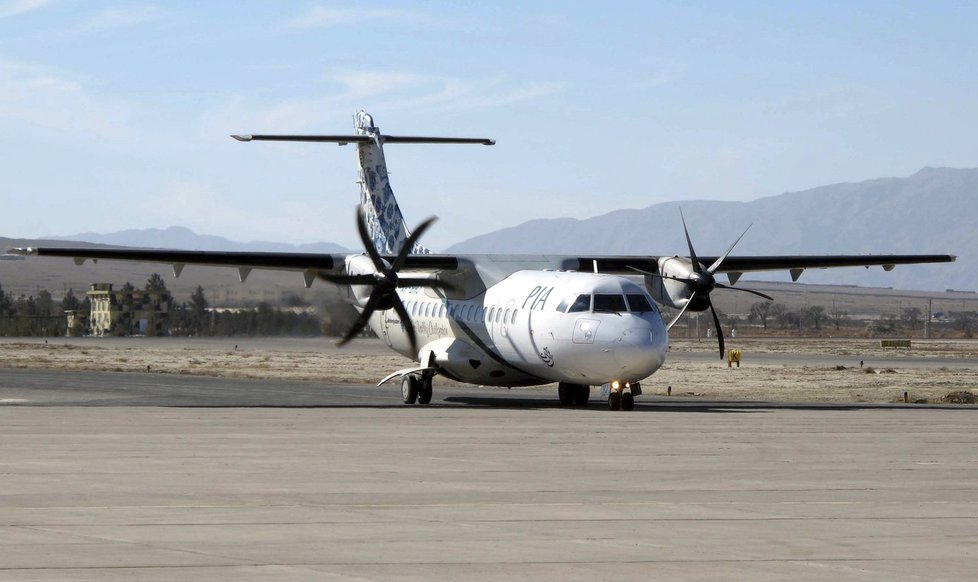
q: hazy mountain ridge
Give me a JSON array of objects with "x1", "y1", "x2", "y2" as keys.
[
  {"x1": 446, "y1": 167, "x2": 976, "y2": 291},
  {"x1": 46, "y1": 226, "x2": 348, "y2": 254},
  {"x1": 5, "y1": 168, "x2": 974, "y2": 292}
]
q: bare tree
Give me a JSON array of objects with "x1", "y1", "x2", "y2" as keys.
[
  {"x1": 802, "y1": 305, "x2": 825, "y2": 330},
  {"x1": 902, "y1": 307, "x2": 922, "y2": 331},
  {"x1": 829, "y1": 307, "x2": 849, "y2": 329},
  {"x1": 749, "y1": 301, "x2": 772, "y2": 329}
]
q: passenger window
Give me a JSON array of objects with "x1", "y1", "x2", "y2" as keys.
[
  {"x1": 593, "y1": 294, "x2": 627, "y2": 313},
  {"x1": 424, "y1": 303, "x2": 431, "y2": 318},
  {"x1": 567, "y1": 294, "x2": 591, "y2": 313},
  {"x1": 510, "y1": 309, "x2": 517, "y2": 324},
  {"x1": 439, "y1": 305, "x2": 446, "y2": 318},
  {"x1": 488, "y1": 307, "x2": 495, "y2": 322},
  {"x1": 495, "y1": 308, "x2": 502, "y2": 323},
  {"x1": 503, "y1": 308, "x2": 510, "y2": 322},
  {"x1": 625, "y1": 294, "x2": 654, "y2": 312}
]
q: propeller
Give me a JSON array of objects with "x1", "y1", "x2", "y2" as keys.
[
  {"x1": 630, "y1": 209, "x2": 773, "y2": 359},
  {"x1": 319, "y1": 207, "x2": 453, "y2": 354}
]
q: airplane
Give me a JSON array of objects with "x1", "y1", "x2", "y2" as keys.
[{"x1": 7, "y1": 111, "x2": 956, "y2": 410}]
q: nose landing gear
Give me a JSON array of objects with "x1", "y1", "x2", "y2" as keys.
[{"x1": 608, "y1": 381, "x2": 640, "y2": 411}]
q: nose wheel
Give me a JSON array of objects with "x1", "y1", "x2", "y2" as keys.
[{"x1": 608, "y1": 382, "x2": 639, "y2": 411}]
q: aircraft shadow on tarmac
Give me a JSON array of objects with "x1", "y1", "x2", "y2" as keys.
[
  {"x1": 429, "y1": 396, "x2": 964, "y2": 412},
  {"x1": 441, "y1": 393, "x2": 978, "y2": 411}
]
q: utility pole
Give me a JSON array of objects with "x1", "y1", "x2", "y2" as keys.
[{"x1": 925, "y1": 297, "x2": 933, "y2": 339}]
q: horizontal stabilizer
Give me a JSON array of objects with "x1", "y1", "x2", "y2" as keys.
[{"x1": 231, "y1": 134, "x2": 495, "y2": 145}]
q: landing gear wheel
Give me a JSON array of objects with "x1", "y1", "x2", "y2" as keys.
[
  {"x1": 573, "y1": 385, "x2": 590, "y2": 406},
  {"x1": 558, "y1": 383, "x2": 575, "y2": 406},
  {"x1": 418, "y1": 377, "x2": 433, "y2": 405},
  {"x1": 608, "y1": 392, "x2": 622, "y2": 411},
  {"x1": 621, "y1": 392, "x2": 635, "y2": 411},
  {"x1": 401, "y1": 374, "x2": 419, "y2": 405}
]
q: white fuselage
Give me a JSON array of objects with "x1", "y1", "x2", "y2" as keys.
[{"x1": 365, "y1": 270, "x2": 669, "y2": 387}]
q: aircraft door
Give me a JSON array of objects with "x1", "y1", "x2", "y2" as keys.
[{"x1": 500, "y1": 299, "x2": 516, "y2": 338}]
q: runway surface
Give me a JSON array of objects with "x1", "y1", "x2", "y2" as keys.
[{"x1": 1, "y1": 368, "x2": 977, "y2": 581}]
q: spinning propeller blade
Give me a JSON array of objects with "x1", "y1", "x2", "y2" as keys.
[
  {"x1": 636, "y1": 211, "x2": 774, "y2": 359},
  {"x1": 333, "y1": 208, "x2": 445, "y2": 355}
]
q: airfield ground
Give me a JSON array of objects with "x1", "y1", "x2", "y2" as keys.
[
  {"x1": 0, "y1": 336, "x2": 975, "y2": 404},
  {"x1": 0, "y1": 338, "x2": 976, "y2": 580}
]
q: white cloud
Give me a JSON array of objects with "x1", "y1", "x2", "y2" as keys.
[
  {"x1": 334, "y1": 72, "x2": 428, "y2": 98},
  {"x1": 0, "y1": 0, "x2": 51, "y2": 19},
  {"x1": 286, "y1": 6, "x2": 422, "y2": 29},
  {"x1": 0, "y1": 59, "x2": 133, "y2": 140},
  {"x1": 82, "y1": 5, "x2": 165, "y2": 31},
  {"x1": 203, "y1": 72, "x2": 565, "y2": 133}
]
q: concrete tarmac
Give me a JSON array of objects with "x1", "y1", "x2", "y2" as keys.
[{"x1": 1, "y1": 369, "x2": 977, "y2": 581}]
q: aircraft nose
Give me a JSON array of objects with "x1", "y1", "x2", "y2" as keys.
[{"x1": 613, "y1": 323, "x2": 664, "y2": 375}]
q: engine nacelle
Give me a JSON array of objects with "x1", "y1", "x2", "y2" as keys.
[
  {"x1": 643, "y1": 256, "x2": 710, "y2": 312},
  {"x1": 343, "y1": 254, "x2": 384, "y2": 307}
]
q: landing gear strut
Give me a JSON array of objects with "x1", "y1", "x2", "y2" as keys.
[{"x1": 558, "y1": 383, "x2": 590, "y2": 406}]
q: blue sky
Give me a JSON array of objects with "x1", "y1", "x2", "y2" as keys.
[{"x1": 2, "y1": 1, "x2": 976, "y2": 250}]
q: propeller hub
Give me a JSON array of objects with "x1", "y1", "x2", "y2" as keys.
[
  {"x1": 377, "y1": 269, "x2": 398, "y2": 289},
  {"x1": 688, "y1": 271, "x2": 716, "y2": 294}
]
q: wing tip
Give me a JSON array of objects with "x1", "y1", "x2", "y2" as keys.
[
  {"x1": 230, "y1": 135, "x2": 253, "y2": 142},
  {"x1": 6, "y1": 247, "x2": 35, "y2": 256}
]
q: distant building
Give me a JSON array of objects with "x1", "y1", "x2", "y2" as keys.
[{"x1": 86, "y1": 283, "x2": 170, "y2": 336}]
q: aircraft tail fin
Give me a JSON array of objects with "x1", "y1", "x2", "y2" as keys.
[{"x1": 232, "y1": 111, "x2": 493, "y2": 256}]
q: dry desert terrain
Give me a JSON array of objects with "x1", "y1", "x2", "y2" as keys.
[{"x1": 1, "y1": 336, "x2": 976, "y2": 404}]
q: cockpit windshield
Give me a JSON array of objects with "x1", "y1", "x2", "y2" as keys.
[
  {"x1": 625, "y1": 294, "x2": 654, "y2": 312},
  {"x1": 593, "y1": 294, "x2": 627, "y2": 313},
  {"x1": 560, "y1": 291, "x2": 658, "y2": 314},
  {"x1": 567, "y1": 294, "x2": 591, "y2": 313}
]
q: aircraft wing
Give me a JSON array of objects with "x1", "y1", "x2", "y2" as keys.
[
  {"x1": 575, "y1": 253, "x2": 956, "y2": 281},
  {"x1": 5, "y1": 246, "x2": 459, "y2": 286},
  {"x1": 5, "y1": 246, "x2": 955, "y2": 286}
]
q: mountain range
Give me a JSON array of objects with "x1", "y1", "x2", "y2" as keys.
[
  {"x1": 446, "y1": 166, "x2": 975, "y2": 291},
  {"x1": 47, "y1": 226, "x2": 348, "y2": 254}
]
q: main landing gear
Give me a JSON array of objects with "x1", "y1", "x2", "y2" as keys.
[
  {"x1": 401, "y1": 374, "x2": 433, "y2": 405},
  {"x1": 557, "y1": 382, "x2": 590, "y2": 406},
  {"x1": 607, "y1": 381, "x2": 640, "y2": 411}
]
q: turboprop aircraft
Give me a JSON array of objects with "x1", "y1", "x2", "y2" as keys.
[{"x1": 7, "y1": 111, "x2": 955, "y2": 410}]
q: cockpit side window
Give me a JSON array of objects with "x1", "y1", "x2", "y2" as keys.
[
  {"x1": 625, "y1": 294, "x2": 654, "y2": 312},
  {"x1": 593, "y1": 294, "x2": 627, "y2": 313},
  {"x1": 556, "y1": 298, "x2": 569, "y2": 312},
  {"x1": 567, "y1": 294, "x2": 591, "y2": 313}
]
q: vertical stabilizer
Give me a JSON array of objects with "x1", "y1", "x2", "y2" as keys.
[{"x1": 354, "y1": 111, "x2": 429, "y2": 256}]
